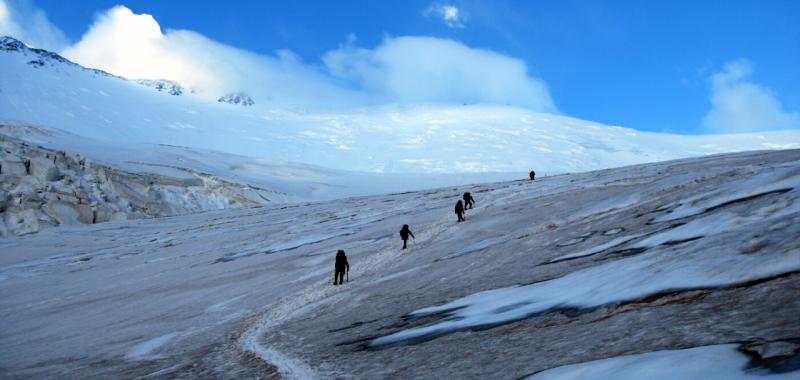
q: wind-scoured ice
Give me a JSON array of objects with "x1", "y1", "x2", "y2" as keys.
[
  {"x1": 371, "y1": 168, "x2": 800, "y2": 346},
  {"x1": 437, "y1": 237, "x2": 503, "y2": 261},
  {"x1": 653, "y1": 169, "x2": 800, "y2": 223},
  {"x1": 549, "y1": 233, "x2": 643, "y2": 263},
  {"x1": 124, "y1": 333, "x2": 178, "y2": 361}
]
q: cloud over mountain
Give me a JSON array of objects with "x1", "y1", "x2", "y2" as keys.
[
  {"x1": 31, "y1": 5, "x2": 554, "y2": 111},
  {"x1": 0, "y1": 0, "x2": 66, "y2": 51}
]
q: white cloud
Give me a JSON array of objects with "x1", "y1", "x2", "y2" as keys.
[
  {"x1": 7, "y1": 4, "x2": 554, "y2": 112},
  {"x1": 424, "y1": 3, "x2": 467, "y2": 29},
  {"x1": 61, "y1": 6, "x2": 360, "y2": 107},
  {"x1": 0, "y1": 0, "x2": 67, "y2": 51},
  {"x1": 702, "y1": 59, "x2": 799, "y2": 133},
  {"x1": 323, "y1": 36, "x2": 555, "y2": 111}
]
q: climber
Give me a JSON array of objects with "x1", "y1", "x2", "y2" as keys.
[
  {"x1": 333, "y1": 249, "x2": 349, "y2": 285},
  {"x1": 400, "y1": 224, "x2": 415, "y2": 250},
  {"x1": 463, "y1": 192, "x2": 475, "y2": 210}
]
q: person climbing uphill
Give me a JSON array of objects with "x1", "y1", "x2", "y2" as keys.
[
  {"x1": 463, "y1": 192, "x2": 475, "y2": 210},
  {"x1": 333, "y1": 249, "x2": 349, "y2": 285},
  {"x1": 455, "y1": 199, "x2": 465, "y2": 222},
  {"x1": 400, "y1": 224, "x2": 415, "y2": 250},
  {"x1": 529, "y1": 170, "x2": 536, "y2": 180}
]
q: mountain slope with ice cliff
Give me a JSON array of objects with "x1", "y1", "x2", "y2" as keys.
[
  {"x1": 0, "y1": 124, "x2": 293, "y2": 236},
  {"x1": 0, "y1": 122, "x2": 516, "y2": 236},
  {"x1": 7, "y1": 34, "x2": 798, "y2": 236},
  {"x1": 2, "y1": 36, "x2": 798, "y2": 175},
  {"x1": 1, "y1": 149, "x2": 797, "y2": 378}
]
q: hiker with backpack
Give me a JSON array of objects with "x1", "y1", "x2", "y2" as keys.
[
  {"x1": 529, "y1": 170, "x2": 536, "y2": 180},
  {"x1": 455, "y1": 199, "x2": 465, "y2": 222},
  {"x1": 400, "y1": 224, "x2": 415, "y2": 250},
  {"x1": 333, "y1": 249, "x2": 349, "y2": 285},
  {"x1": 463, "y1": 192, "x2": 474, "y2": 210}
]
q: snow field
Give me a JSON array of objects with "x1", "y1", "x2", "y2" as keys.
[{"x1": 527, "y1": 344, "x2": 799, "y2": 380}]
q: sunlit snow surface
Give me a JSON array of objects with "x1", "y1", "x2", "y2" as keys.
[
  {"x1": 526, "y1": 344, "x2": 798, "y2": 380},
  {"x1": 0, "y1": 123, "x2": 519, "y2": 202},
  {"x1": 2, "y1": 39, "x2": 800, "y2": 176}
]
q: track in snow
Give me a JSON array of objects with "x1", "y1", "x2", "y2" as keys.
[{"x1": 237, "y1": 212, "x2": 459, "y2": 378}]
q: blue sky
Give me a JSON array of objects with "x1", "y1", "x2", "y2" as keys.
[{"x1": 3, "y1": 0, "x2": 799, "y2": 134}]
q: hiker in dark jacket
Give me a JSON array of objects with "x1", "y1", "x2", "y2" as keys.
[
  {"x1": 529, "y1": 170, "x2": 536, "y2": 180},
  {"x1": 333, "y1": 250, "x2": 349, "y2": 285},
  {"x1": 455, "y1": 200, "x2": 465, "y2": 222},
  {"x1": 400, "y1": 224, "x2": 415, "y2": 250},
  {"x1": 463, "y1": 192, "x2": 474, "y2": 210}
]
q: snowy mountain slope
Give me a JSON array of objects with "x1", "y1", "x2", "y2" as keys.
[
  {"x1": 1, "y1": 121, "x2": 521, "y2": 236},
  {"x1": 1, "y1": 149, "x2": 797, "y2": 378},
  {"x1": 2, "y1": 36, "x2": 799, "y2": 175},
  {"x1": 0, "y1": 122, "x2": 519, "y2": 199}
]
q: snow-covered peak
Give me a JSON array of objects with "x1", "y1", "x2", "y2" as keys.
[
  {"x1": 2, "y1": 36, "x2": 190, "y2": 95},
  {"x1": 0, "y1": 36, "x2": 25, "y2": 51},
  {"x1": 2, "y1": 36, "x2": 70, "y2": 65},
  {"x1": 218, "y1": 92, "x2": 255, "y2": 106},
  {"x1": 1, "y1": 35, "x2": 119, "y2": 77}
]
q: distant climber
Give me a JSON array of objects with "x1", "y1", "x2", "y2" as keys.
[
  {"x1": 333, "y1": 250, "x2": 349, "y2": 285},
  {"x1": 455, "y1": 200, "x2": 465, "y2": 222},
  {"x1": 529, "y1": 170, "x2": 536, "y2": 180},
  {"x1": 400, "y1": 224, "x2": 415, "y2": 250},
  {"x1": 463, "y1": 192, "x2": 474, "y2": 210}
]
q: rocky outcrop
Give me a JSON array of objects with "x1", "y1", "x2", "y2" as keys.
[
  {"x1": 135, "y1": 79, "x2": 185, "y2": 96},
  {"x1": 0, "y1": 134, "x2": 283, "y2": 237},
  {"x1": 2, "y1": 36, "x2": 120, "y2": 78},
  {"x1": 218, "y1": 92, "x2": 255, "y2": 106}
]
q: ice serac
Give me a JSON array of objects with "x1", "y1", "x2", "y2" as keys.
[{"x1": 0, "y1": 126, "x2": 284, "y2": 237}]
